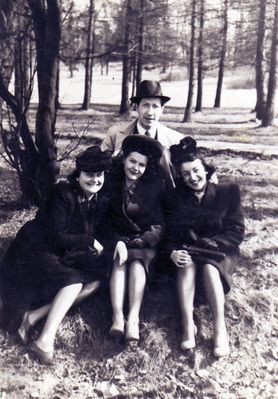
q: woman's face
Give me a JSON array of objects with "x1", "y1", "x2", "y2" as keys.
[
  {"x1": 123, "y1": 151, "x2": 148, "y2": 184},
  {"x1": 180, "y1": 158, "x2": 207, "y2": 192},
  {"x1": 77, "y1": 171, "x2": 105, "y2": 197}
]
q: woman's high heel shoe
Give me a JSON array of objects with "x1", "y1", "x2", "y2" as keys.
[
  {"x1": 18, "y1": 313, "x2": 32, "y2": 345},
  {"x1": 180, "y1": 324, "x2": 197, "y2": 351},
  {"x1": 125, "y1": 319, "x2": 140, "y2": 341},
  {"x1": 213, "y1": 343, "x2": 230, "y2": 358},
  {"x1": 29, "y1": 342, "x2": 54, "y2": 365},
  {"x1": 213, "y1": 332, "x2": 230, "y2": 358},
  {"x1": 109, "y1": 317, "x2": 125, "y2": 337}
]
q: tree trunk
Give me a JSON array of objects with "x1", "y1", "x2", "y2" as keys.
[
  {"x1": 135, "y1": 0, "x2": 144, "y2": 93},
  {"x1": 13, "y1": 9, "x2": 30, "y2": 114},
  {"x1": 0, "y1": 0, "x2": 14, "y2": 87},
  {"x1": 131, "y1": 50, "x2": 137, "y2": 99},
  {"x1": 214, "y1": 0, "x2": 228, "y2": 108},
  {"x1": 262, "y1": 0, "x2": 278, "y2": 127},
  {"x1": 195, "y1": 0, "x2": 204, "y2": 112},
  {"x1": 0, "y1": 1, "x2": 41, "y2": 204},
  {"x1": 55, "y1": 58, "x2": 61, "y2": 110},
  {"x1": 120, "y1": 0, "x2": 132, "y2": 115},
  {"x1": 255, "y1": 0, "x2": 266, "y2": 120},
  {"x1": 0, "y1": 72, "x2": 39, "y2": 203},
  {"x1": 82, "y1": 0, "x2": 94, "y2": 110},
  {"x1": 183, "y1": 0, "x2": 197, "y2": 122},
  {"x1": 28, "y1": 0, "x2": 61, "y2": 203},
  {"x1": 14, "y1": 36, "x2": 23, "y2": 110}
]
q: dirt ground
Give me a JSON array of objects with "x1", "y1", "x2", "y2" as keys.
[{"x1": 0, "y1": 105, "x2": 277, "y2": 399}]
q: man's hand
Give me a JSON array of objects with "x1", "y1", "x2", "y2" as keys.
[
  {"x1": 113, "y1": 241, "x2": 128, "y2": 266},
  {"x1": 170, "y1": 249, "x2": 192, "y2": 268}
]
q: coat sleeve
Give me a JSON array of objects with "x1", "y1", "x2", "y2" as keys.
[
  {"x1": 100, "y1": 126, "x2": 115, "y2": 153},
  {"x1": 211, "y1": 184, "x2": 245, "y2": 251},
  {"x1": 105, "y1": 200, "x2": 164, "y2": 249},
  {"x1": 139, "y1": 181, "x2": 165, "y2": 247},
  {"x1": 164, "y1": 210, "x2": 187, "y2": 255},
  {"x1": 43, "y1": 185, "x2": 95, "y2": 251},
  {"x1": 105, "y1": 178, "x2": 165, "y2": 249},
  {"x1": 140, "y1": 224, "x2": 163, "y2": 247}
]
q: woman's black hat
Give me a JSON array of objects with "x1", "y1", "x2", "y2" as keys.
[
  {"x1": 170, "y1": 136, "x2": 198, "y2": 166},
  {"x1": 170, "y1": 136, "x2": 216, "y2": 179},
  {"x1": 130, "y1": 80, "x2": 170, "y2": 105},
  {"x1": 76, "y1": 146, "x2": 111, "y2": 173},
  {"x1": 122, "y1": 135, "x2": 163, "y2": 162}
]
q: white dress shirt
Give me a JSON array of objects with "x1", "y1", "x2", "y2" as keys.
[{"x1": 136, "y1": 121, "x2": 157, "y2": 139}]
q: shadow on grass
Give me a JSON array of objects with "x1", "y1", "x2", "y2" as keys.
[
  {"x1": 253, "y1": 246, "x2": 278, "y2": 258},
  {"x1": 65, "y1": 285, "x2": 128, "y2": 360},
  {"x1": 201, "y1": 148, "x2": 278, "y2": 161},
  {"x1": 0, "y1": 200, "x2": 27, "y2": 214},
  {"x1": 56, "y1": 134, "x2": 102, "y2": 146},
  {"x1": 237, "y1": 176, "x2": 278, "y2": 188},
  {"x1": 243, "y1": 206, "x2": 278, "y2": 220},
  {"x1": 0, "y1": 238, "x2": 12, "y2": 261}
]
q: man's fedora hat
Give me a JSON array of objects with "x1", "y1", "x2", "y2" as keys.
[{"x1": 130, "y1": 80, "x2": 170, "y2": 105}]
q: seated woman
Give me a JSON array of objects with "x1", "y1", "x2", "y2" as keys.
[
  {"x1": 0, "y1": 146, "x2": 111, "y2": 364},
  {"x1": 107, "y1": 135, "x2": 164, "y2": 341},
  {"x1": 168, "y1": 137, "x2": 245, "y2": 358}
]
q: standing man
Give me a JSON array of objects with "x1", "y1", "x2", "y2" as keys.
[{"x1": 101, "y1": 80, "x2": 184, "y2": 187}]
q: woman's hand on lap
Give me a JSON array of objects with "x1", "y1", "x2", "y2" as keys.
[
  {"x1": 170, "y1": 250, "x2": 192, "y2": 268},
  {"x1": 129, "y1": 238, "x2": 145, "y2": 248},
  {"x1": 113, "y1": 241, "x2": 128, "y2": 265},
  {"x1": 93, "y1": 239, "x2": 104, "y2": 254}
]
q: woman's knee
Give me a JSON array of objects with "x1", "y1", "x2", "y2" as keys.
[
  {"x1": 202, "y1": 263, "x2": 222, "y2": 286},
  {"x1": 65, "y1": 282, "x2": 83, "y2": 290},
  {"x1": 112, "y1": 260, "x2": 126, "y2": 273},
  {"x1": 130, "y1": 260, "x2": 144, "y2": 269},
  {"x1": 203, "y1": 263, "x2": 219, "y2": 276},
  {"x1": 56, "y1": 283, "x2": 83, "y2": 299},
  {"x1": 83, "y1": 281, "x2": 100, "y2": 294},
  {"x1": 129, "y1": 260, "x2": 146, "y2": 276},
  {"x1": 178, "y1": 261, "x2": 197, "y2": 276}
]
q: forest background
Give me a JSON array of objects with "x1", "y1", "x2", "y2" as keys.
[{"x1": 0, "y1": 0, "x2": 277, "y2": 398}]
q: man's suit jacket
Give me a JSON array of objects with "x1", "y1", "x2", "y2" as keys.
[
  {"x1": 101, "y1": 119, "x2": 183, "y2": 155},
  {"x1": 101, "y1": 120, "x2": 184, "y2": 187}
]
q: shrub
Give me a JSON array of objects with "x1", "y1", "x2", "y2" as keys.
[
  {"x1": 160, "y1": 69, "x2": 187, "y2": 82},
  {"x1": 226, "y1": 76, "x2": 255, "y2": 89}
]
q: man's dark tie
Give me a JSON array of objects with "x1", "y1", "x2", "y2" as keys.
[{"x1": 145, "y1": 130, "x2": 150, "y2": 137}]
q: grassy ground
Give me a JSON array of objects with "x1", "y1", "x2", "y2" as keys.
[{"x1": 0, "y1": 105, "x2": 277, "y2": 399}]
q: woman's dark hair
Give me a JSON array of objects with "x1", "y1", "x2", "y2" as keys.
[
  {"x1": 76, "y1": 146, "x2": 111, "y2": 173},
  {"x1": 67, "y1": 169, "x2": 81, "y2": 187},
  {"x1": 119, "y1": 135, "x2": 163, "y2": 179},
  {"x1": 67, "y1": 146, "x2": 111, "y2": 189},
  {"x1": 170, "y1": 136, "x2": 216, "y2": 181},
  {"x1": 108, "y1": 151, "x2": 161, "y2": 184}
]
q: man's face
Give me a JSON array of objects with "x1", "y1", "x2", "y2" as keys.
[{"x1": 137, "y1": 97, "x2": 164, "y2": 130}]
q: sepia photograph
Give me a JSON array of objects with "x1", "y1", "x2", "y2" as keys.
[{"x1": 0, "y1": 0, "x2": 277, "y2": 398}]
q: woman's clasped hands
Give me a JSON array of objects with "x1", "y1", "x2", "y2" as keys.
[{"x1": 170, "y1": 249, "x2": 192, "y2": 268}]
